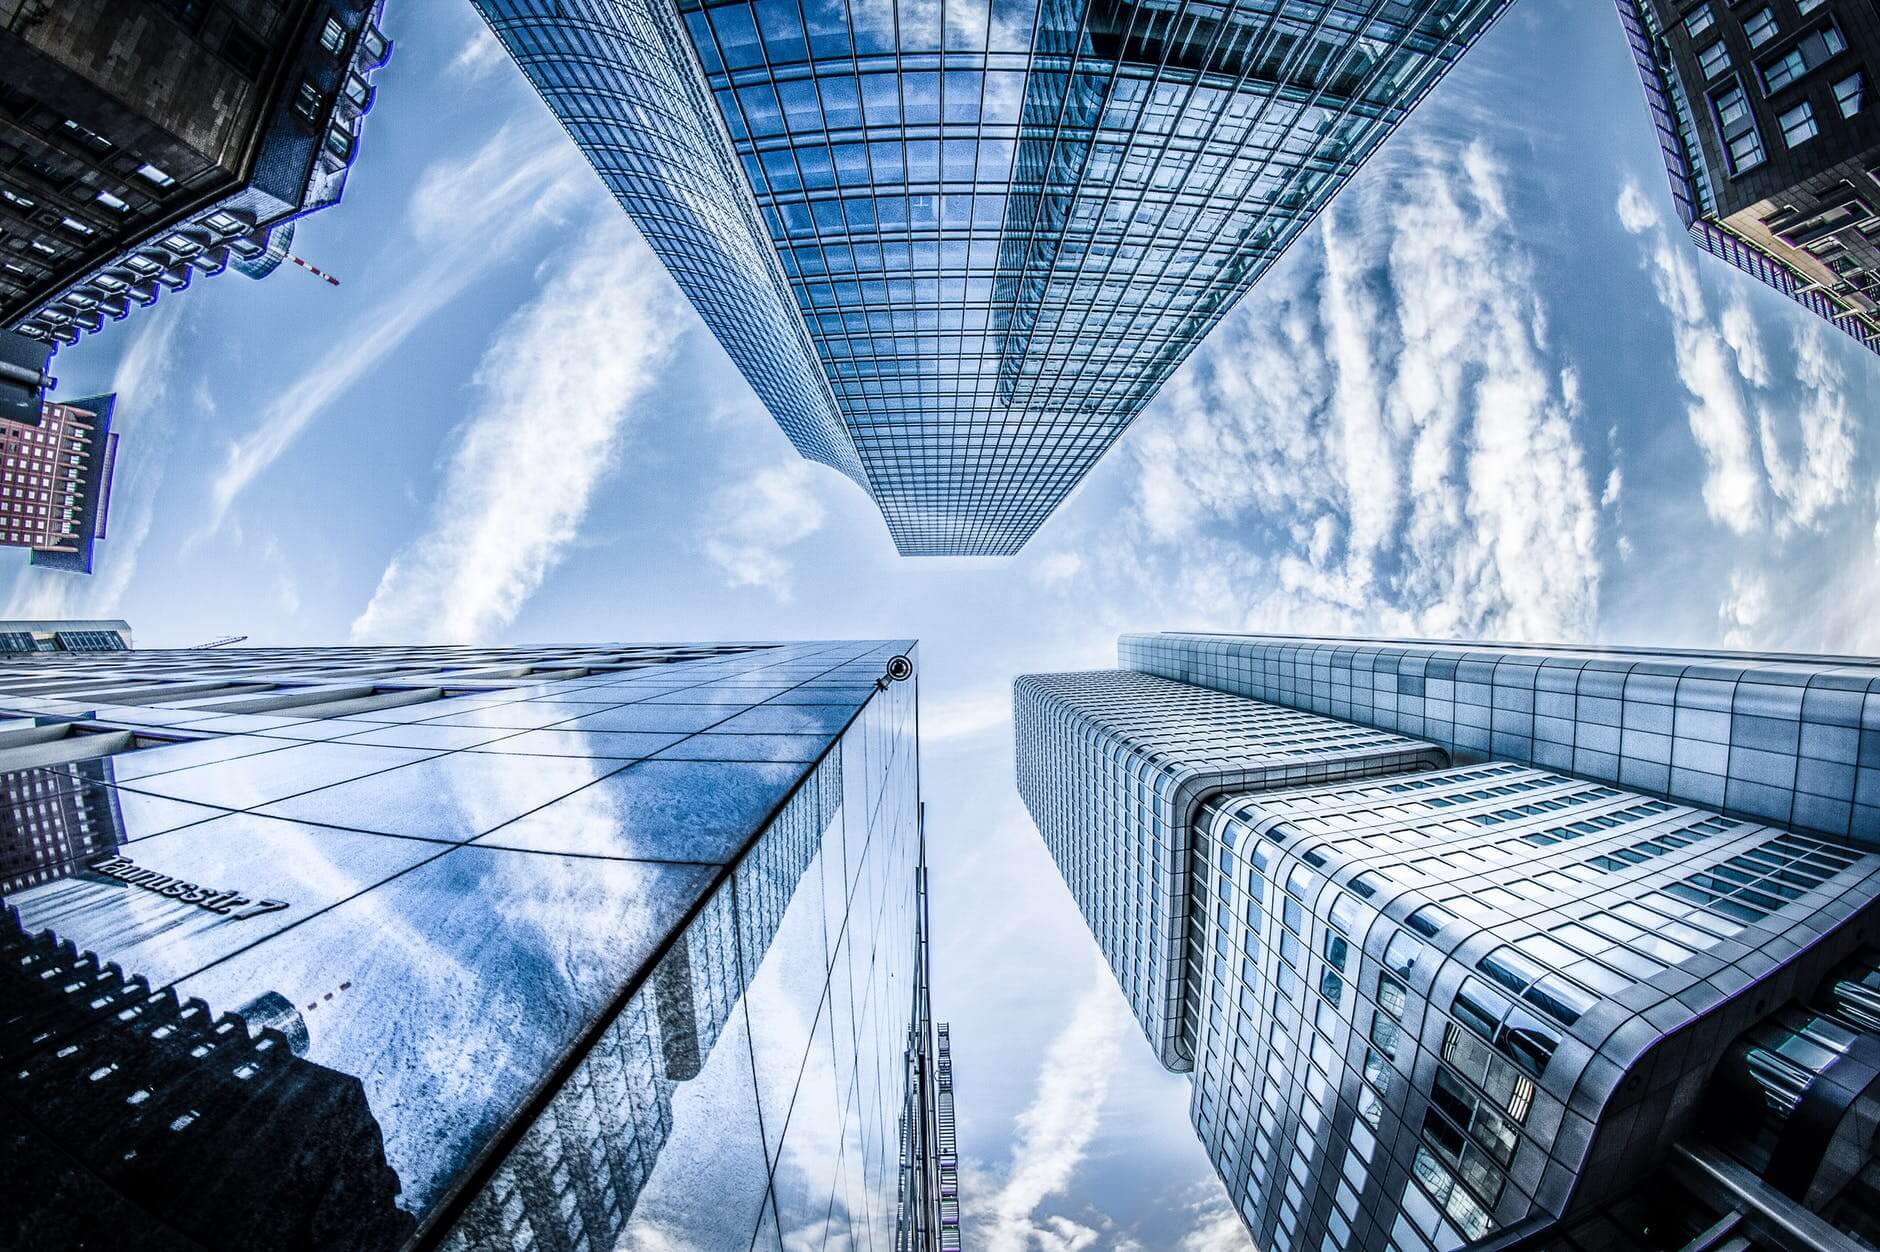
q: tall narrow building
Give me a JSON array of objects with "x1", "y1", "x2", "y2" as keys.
[
  {"x1": 0, "y1": 394, "x2": 118, "y2": 573},
  {"x1": 1, "y1": 0, "x2": 392, "y2": 351},
  {"x1": 0, "y1": 637, "x2": 947, "y2": 1250},
  {"x1": 473, "y1": 0, "x2": 1510, "y2": 555},
  {"x1": 1616, "y1": 0, "x2": 1880, "y2": 353},
  {"x1": 1017, "y1": 633, "x2": 1880, "y2": 1250}
]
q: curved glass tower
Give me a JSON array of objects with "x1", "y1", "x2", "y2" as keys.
[
  {"x1": 1018, "y1": 633, "x2": 1880, "y2": 1251},
  {"x1": 473, "y1": 0, "x2": 1509, "y2": 555}
]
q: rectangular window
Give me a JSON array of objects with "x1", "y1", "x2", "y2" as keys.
[
  {"x1": 59, "y1": 215, "x2": 94, "y2": 237},
  {"x1": 1779, "y1": 100, "x2": 1818, "y2": 146},
  {"x1": 1763, "y1": 48, "x2": 1807, "y2": 92},
  {"x1": 60, "y1": 118, "x2": 112, "y2": 152},
  {"x1": 1797, "y1": 0, "x2": 1824, "y2": 10},
  {"x1": 1743, "y1": 8, "x2": 1777, "y2": 47},
  {"x1": 1684, "y1": 5, "x2": 1714, "y2": 38},
  {"x1": 294, "y1": 79, "x2": 322, "y2": 126},
  {"x1": 93, "y1": 189, "x2": 129, "y2": 213},
  {"x1": 320, "y1": 15, "x2": 347, "y2": 54},
  {"x1": 1698, "y1": 39, "x2": 1730, "y2": 79},
  {"x1": 1713, "y1": 83, "x2": 1766, "y2": 172},
  {"x1": 135, "y1": 163, "x2": 175, "y2": 188},
  {"x1": 1762, "y1": 24, "x2": 1849, "y2": 93},
  {"x1": 1835, "y1": 73, "x2": 1867, "y2": 117}
]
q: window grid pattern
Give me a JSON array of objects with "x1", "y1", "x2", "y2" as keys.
[
  {"x1": 1121, "y1": 632, "x2": 1880, "y2": 845},
  {"x1": 472, "y1": 0, "x2": 870, "y2": 493},
  {"x1": 480, "y1": 0, "x2": 1509, "y2": 554},
  {"x1": 1013, "y1": 668, "x2": 1445, "y2": 1069},
  {"x1": 0, "y1": 639, "x2": 926, "y2": 1249},
  {"x1": 1178, "y1": 762, "x2": 1880, "y2": 1252}
]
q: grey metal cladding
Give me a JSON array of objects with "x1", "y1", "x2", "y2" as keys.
[
  {"x1": 1122, "y1": 632, "x2": 1880, "y2": 847},
  {"x1": 1014, "y1": 668, "x2": 1446, "y2": 1070}
]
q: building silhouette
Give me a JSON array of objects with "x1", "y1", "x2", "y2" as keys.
[
  {"x1": 1018, "y1": 633, "x2": 1880, "y2": 1250},
  {"x1": 0, "y1": 907, "x2": 415, "y2": 1250},
  {"x1": 472, "y1": 0, "x2": 1510, "y2": 555}
]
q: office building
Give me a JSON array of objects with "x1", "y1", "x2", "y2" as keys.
[
  {"x1": 0, "y1": 394, "x2": 117, "y2": 573},
  {"x1": 1, "y1": 0, "x2": 392, "y2": 351},
  {"x1": 0, "y1": 637, "x2": 947, "y2": 1250},
  {"x1": 0, "y1": 618, "x2": 132, "y2": 652},
  {"x1": 897, "y1": 833, "x2": 961, "y2": 1251},
  {"x1": 1616, "y1": 0, "x2": 1880, "y2": 353},
  {"x1": 1016, "y1": 633, "x2": 1880, "y2": 1251},
  {"x1": 474, "y1": 0, "x2": 1511, "y2": 555}
]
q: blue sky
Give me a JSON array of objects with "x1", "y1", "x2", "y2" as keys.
[{"x1": 10, "y1": 0, "x2": 1880, "y2": 1246}]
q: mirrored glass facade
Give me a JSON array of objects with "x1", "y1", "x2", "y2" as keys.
[
  {"x1": 475, "y1": 0, "x2": 1509, "y2": 555},
  {"x1": 1016, "y1": 635, "x2": 1880, "y2": 1251},
  {"x1": 0, "y1": 638, "x2": 935, "y2": 1251}
]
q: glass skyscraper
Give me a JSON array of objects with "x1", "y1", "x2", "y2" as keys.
[
  {"x1": 1017, "y1": 632, "x2": 1880, "y2": 1251},
  {"x1": 0, "y1": 637, "x2": 951, "y2": 1250},
  {"x1": 473, "y1": 0, "x2": 1510, "y2": 555}
]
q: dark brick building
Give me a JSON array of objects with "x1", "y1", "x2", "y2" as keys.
[
  {"x1": 1618, "y1": 0, "x2": 1880, "y2": 353},
  {"x1": 0, "y1": 0, "x2": 391, "y2": 351}
]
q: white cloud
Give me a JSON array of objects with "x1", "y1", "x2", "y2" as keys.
[
  {"x1": 350, "y1": 214, "x2": 686, "y2": 643},
  {"x1": 1601, "y1": 467, "x2": 1623, "y2": 508},
  {"x1": 1617, "y1": 180, "x2": 1764, "y2": 533},
  {"x1": 1123, "y1": 139, "x2": 1601, "y2": 643},
  {"x1": 1719, "y1": 294, "x2": 1770, "y2": 388},
  {"x1": 4, "y1": 310, "x2": 186, "y2": 618},
  {"x1": 200, "y1": 119, "x2": 592, "y2": 541},
  {"x1": 923, "y1": 686, "x2": 1010, "y2": 744},
  {"x1": 699, "y1": 461, "x2": 828, "y2": 602},
  {"x1": 1719, "y1": 567, "x2": 1770, "y2": 648},
  {"x1": 1616, "y1": 181, "x2": 1857, "y2": 538},
  {"x1": 448, "y1": 24, "x2": 507, "y2": 82},
  {"x1": 1031, "y1": 551, "x2": 1084, "y2": 587},
  {"x1": 1759, "y1": 323, "x2": 1854, "y2": 532},
  {"x1": 1177, "y1": 1185, "x2": 1254, "y2": 1252},
  {"x1": 983, "y1": 959, "x2": 1125, "y2": 1252},
  {"x1": 1615, "y1": 179, "x2": 1660, "y2": 234}
]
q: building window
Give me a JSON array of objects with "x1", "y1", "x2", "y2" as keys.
[
  {"x1": 134, "y1": 163, "x2": 175, "y2": 188},
  {"x1": 1796, "y1": 0, "x2": 1824, "y2": 11},
  {"x1": 320, "y1": 15, "x2": 347, "y2": 55},
  {"x1": 203, "y1": 211, "x2": 243, "y2": 234},
  {"x1": 1779, "y1": 100, "x2": 1818, "y2": 146},
  {"x1": 58, "y1": 216, "x2": 94, "y2": 237},
  {"x1": 94, "y1": 190, "x2": 129, "y2": 213},
  {"x1": 294, "y1": 80, "x2": 322, "y2": 126},
  {"x1": 1684, "y1": 5, "x2": 1714, "y2": 38},
  {"x1": 1835, "y1": 72, "x2": 1867, "y2": 117},
  {"x1": 59, "y1": 119, "x2": 113, "y2": 152},
  {"x1": 1742, "y1": 8, "x2": 1777, "y2": 48},
  {"x1": 0, "y1": 185, "x2": 36, "y2": 211},
  {"x1": 1698, "y1": 39, "x2": 1730, "y2": 79},
  {"x1": 1761, "y1": 24, "x2": 1849, "y2": 94},
  {"x1": 1761, "y1": 48, "x2": 1804, "y2": 91},
  {"x1": 1712, "y1": 82, "x2": 1766, "y2": 172}
]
